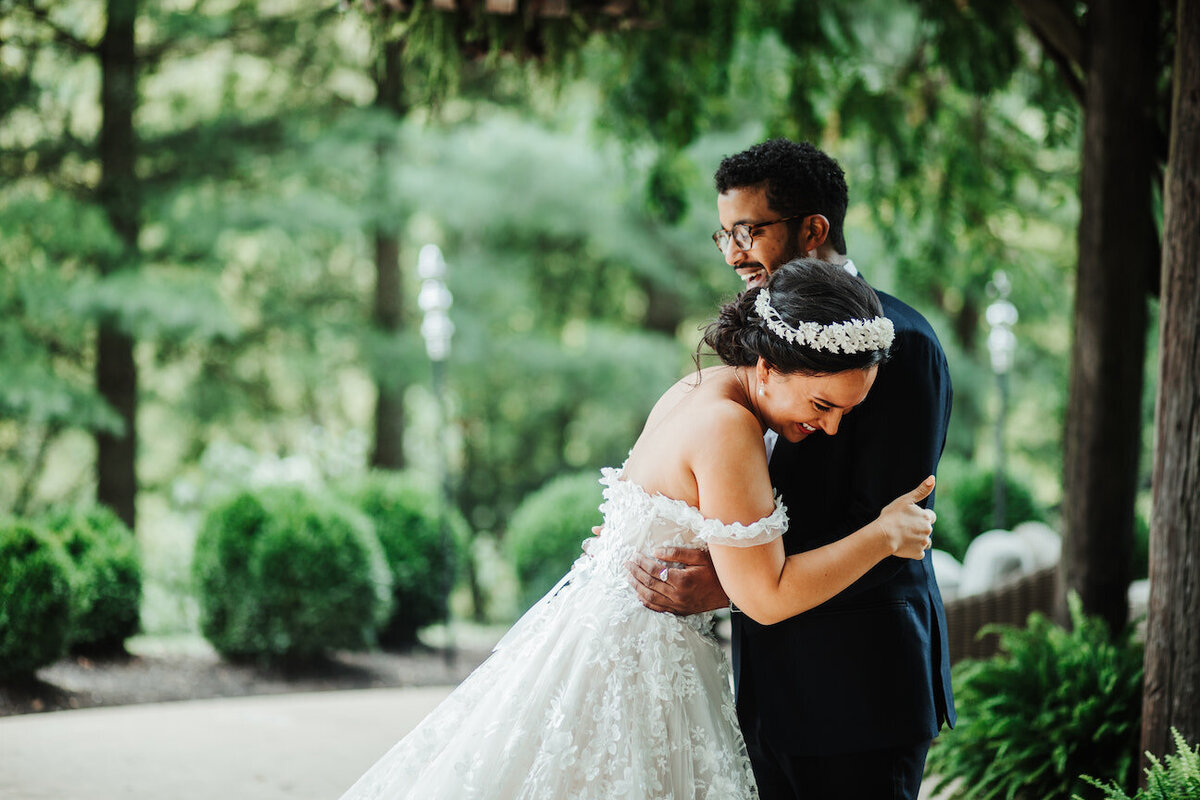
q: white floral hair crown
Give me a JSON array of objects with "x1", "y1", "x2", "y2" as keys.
[{"x1": 754, "y1": 288, "x2": 895, "y2": 354}]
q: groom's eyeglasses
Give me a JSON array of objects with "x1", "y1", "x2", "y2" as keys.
[{"x1": 711, "y1": 213, "x2": 814, "y2": 253}]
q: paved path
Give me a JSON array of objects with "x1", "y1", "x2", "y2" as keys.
[
  {"x1": 1, "y1": 687, "x2": 951, "y2": 799},
  {"x1": 0, "y1": 688, "x2": 450, "y2": 800}
]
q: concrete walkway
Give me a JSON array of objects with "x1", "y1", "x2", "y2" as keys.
[
  {"x1": 1, "y1": 687, "x2": 951, "y2": 799},
  {"x1": 0, "y1": 688, "x2": 451, "y2": 800}
]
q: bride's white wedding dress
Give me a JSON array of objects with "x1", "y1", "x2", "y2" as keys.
[{"x1": 338, "y1": 466, "x2": 787, "y2": 800}]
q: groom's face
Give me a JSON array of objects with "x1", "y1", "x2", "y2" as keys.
[{"x1": 716, "y1": 183, "x2": 806, "y2": 290}]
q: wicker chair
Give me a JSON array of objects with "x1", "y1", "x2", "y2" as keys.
[{"x1": 942, "y1": 565, "x2": 1058, "y2": 664}]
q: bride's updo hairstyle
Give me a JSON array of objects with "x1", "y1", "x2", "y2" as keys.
[{"x1": 703, "y1": 258, "x2": 891, "y2": 375}]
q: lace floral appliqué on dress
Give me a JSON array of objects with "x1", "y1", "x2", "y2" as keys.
[{"x1": 338, "y1": 467, "x2": 788, "y2": 800}]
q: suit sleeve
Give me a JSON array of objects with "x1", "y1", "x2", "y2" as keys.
[{"x1": 831, "y1": 323, "x2": 953, "y2": 595}]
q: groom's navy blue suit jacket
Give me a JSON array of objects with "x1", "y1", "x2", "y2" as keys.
[{"x1": 731, "y1": 288, "x2": 957, "y2": 757}]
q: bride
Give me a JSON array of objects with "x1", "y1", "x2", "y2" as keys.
[{"x1": 337, "y1": 258, "x2": 936, "y2": 800}]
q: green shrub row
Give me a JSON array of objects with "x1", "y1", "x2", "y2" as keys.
[
  {"x1": 42, "y1": 507, "x2": 142, "y2": 654},
  {"x1": 0, "y1": 507, "x2": 142, "y2": 681},
  {"x1": 933, "y1": 462, "x2": 1046, "y2": 561},
  {"x1": 933, "y1": 461, "x2": 1151, "y2": 577},
  {"x1": 504, "y1": 470, "x2": 603, "y2": 611},
  {"x1": 193, "y1": 473, "x2": 467, "y2": 664},
  {"x1": 344, "y1": 474, "x2": 467, "y2": 648}
]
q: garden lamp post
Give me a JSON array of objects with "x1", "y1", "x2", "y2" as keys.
[
  {"x1": 417, "y1": 243, "x2": 455, "y2": 664},
  {"x1": 986, "y1": 271, "x2": 1018, "y2": 531}
]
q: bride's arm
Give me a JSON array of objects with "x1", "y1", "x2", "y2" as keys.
[{"x1": 693, "y1": 425, "x2": 935, "y2": 626}]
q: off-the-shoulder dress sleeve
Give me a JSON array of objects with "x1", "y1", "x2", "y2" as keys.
[
  {"x1": 693, "y1": 499, "x2": 788, "y2": 548},
  {"x1": 600, "y1": 464, "x2": 789, "y2": 548}
]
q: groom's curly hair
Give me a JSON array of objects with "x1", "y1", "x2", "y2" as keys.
[
  {"x1": 714, "y1": 139, "x2": 849, "y2": 254},
  {"x1": 703, "y1": 258, "x2": 888, "y2": 375}
]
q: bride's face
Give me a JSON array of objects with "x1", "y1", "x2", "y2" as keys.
[{"x1": 757, "y1": 364, "x2": 878, "y2": 443}]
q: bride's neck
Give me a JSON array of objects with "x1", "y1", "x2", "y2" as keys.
[{"x1": 731, "y1": 366, "x2": 768, "y2": 434}]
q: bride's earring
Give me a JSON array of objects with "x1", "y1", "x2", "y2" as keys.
[{"x1": 757, "y1": 386, "x2": 764, "y2": 397}]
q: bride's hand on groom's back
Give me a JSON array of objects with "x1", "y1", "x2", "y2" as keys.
[{"x1": 874, "y1": 476, "x2": 937, "y2": 560}]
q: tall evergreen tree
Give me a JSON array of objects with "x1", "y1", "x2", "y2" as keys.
[
  {"x1": 1143, "y1": 0, "x2": 1200, "y2": 769},
  {"x1": 1, "y1": 4, "x2": 122, "y2": 515},
  {"x1": 1008, "y1": 0, "x2": 1171, "y2": 633},
  {"x1": 369, "y1": 36, "x2": 408, "y2": 470},
  {"x1": 1, "y1": 0, "x2": 351, "y2": 521},
  {"x1": 97, "y1": 0, "x2": 141, "y2": 528}
]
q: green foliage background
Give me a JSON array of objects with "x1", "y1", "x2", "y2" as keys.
[
  {"x1": 0, "y1": 0, "x2": 1157, "y2": 634},
  {"x1": 505, "y1": 470, "x2": 605, "y2": 610}
]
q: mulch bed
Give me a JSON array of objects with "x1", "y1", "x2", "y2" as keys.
[{"x1": 0, "y1": 645, "x2": 492, "y2": 717}]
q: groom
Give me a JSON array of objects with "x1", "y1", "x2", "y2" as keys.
[{"x1": 628, "y1": 138, "x2": 956, "y2": 799}]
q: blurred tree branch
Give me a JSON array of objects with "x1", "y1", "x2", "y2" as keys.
[
  {"x1": 7, "y1": 0, "x2": 99, "y2": 54},
  {"x1": 1014, "y1": 0, "x2": 1086, "y2": 105}
]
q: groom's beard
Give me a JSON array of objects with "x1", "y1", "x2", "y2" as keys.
[{"x1": 737, "y1": 243, "x2": 806, "y2": 289}]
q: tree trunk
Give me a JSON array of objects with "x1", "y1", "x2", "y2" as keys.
[
  {"x1": 1141, "y1": 0, "x2": 1200, "y2": 769},
  {"x1": 1057, "y1": 0, "x2": 1160, "y2": 634},
  {"x1": 369, "y1": 38, "x2": 407, "y2": 471},
  {"x1": 96, "y1": 0, "x2": 140, "y2": 529}
]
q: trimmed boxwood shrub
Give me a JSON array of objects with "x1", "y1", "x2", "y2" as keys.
[
  {"x1": 937, "y1": 466, "x2": 1044, "y2": 561},
  {"x1": 0, "y1": 520, "x2": 73, "y2": 681},
  {"x1": 926, "y1": 594, "x2": 1143, "y2": 800},
  {"x1": 337, "y1": 473, "x2": 467, "y2": 648},
  {"x1": 41, "y1": 506, "x2": 141, "y2": 654},
  {"x1": 505, "y1": 471, "x2": 603, "y2": 611},
  {"x1": 193, "y1": 487, "x2": 393, "y2": 663}
]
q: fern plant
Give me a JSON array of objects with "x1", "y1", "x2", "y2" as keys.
[
  {"x1": 1080, "y1": 728, "x2": 1200, "y2": 800},
  {"x1": 926, "y1": 593, "x2": 1144, "y2": 800}
]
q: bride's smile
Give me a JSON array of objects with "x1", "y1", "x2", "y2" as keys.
[{"x1": 751, "y1": 365, "x2": 877, "y2": 443}]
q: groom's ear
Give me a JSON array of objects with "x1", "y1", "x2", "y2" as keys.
[{"x1": 798, "y1": 214, "x2": 831, "y2": 253}]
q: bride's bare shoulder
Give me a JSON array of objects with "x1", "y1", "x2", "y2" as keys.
[
  {"x1": 642, "y1": 367, "x2": 760, "y2": 445},
  {"x1": 648, "y1": 366, "x2": 731, "y2": 415},
  {"x1": 625, "y1": 366, "x2": 765, "y2": 497}
]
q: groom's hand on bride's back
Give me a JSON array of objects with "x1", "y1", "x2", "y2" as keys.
[{"x1": 626, "y1": 548, "x2": 730, "y2": 615}]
